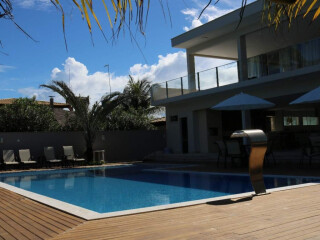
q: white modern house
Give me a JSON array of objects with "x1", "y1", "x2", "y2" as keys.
[{"x1": 151, "y1": 0, "x2": 320, "y2": 154}]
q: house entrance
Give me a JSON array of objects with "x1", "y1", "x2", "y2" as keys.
[{"x1": 181, "y1": 117, "x2": 188, "y2": 153}]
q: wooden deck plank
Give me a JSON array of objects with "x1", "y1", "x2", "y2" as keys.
[
  {"x1": 0, "y1": 188, "x2": 84, "y2": 240},
  {"x1": 53, "y1": 185, "x2": 320, "y2": 240},
  {"x1": 0, "y1": 194, "x2": 69, "y2": 235},
  {"x1": 0, "y1": 182, "x2": 319, "y2": 239}
]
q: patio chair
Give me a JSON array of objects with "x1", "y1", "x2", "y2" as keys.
[
  {"x1": 264, "y1": 140, "x2": 276, "y2": 166},
  {"x1": 43, "y1": 147, "x2": 62, "y2": 167},
  {"x1": 19, "y1": 149, "x2": 37, "y2": 168},
  {"x1": 63, "y1": 146, "x2": 85, "y2": 166},
  {"x1": 300, "y1": 136, "x2": 320, "y2": 167},
  {"x1": 3, "y1": 150, "x2": 19, "y2": 169},
  {"x1": 215, "y1": 140, "x2": 227, "y2": 168},
  {"x1": 225, "y1": 140, "x2": 247, "y2": 167}
]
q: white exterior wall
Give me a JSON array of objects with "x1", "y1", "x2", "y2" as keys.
[{"x1": 164, "y1": 67, "x2": 320, "y2": 153}]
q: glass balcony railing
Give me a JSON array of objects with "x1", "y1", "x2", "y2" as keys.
[
  {"x1": 151, "y1": 61, "x2": 239, "y2": 101},
  {"x1": 152, "y1": 36, "x2": 320, "y2": 102}
]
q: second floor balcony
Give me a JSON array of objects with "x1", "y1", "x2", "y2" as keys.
[
  {"x1": 151, "y1": 37, "x2": 320, "y2": 104},
  {"x1": 151, "y1": 62, "x2": 238, "y2": 102}
]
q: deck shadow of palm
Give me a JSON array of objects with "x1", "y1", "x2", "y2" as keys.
[{"x1": 206, "y1": 196, "x2": 253, "y2": 205}]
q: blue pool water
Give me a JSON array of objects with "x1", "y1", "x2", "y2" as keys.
[{"x1": 0, "y1": 164, "x2": 318, "y2": 213}]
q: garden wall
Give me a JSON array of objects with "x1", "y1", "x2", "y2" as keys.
[{"x1": 0, "y1": 130, "x2": 166, "y2": 162}]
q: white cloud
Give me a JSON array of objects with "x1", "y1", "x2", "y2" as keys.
[
  {"x1": 15, "y1": 0, "x2": 52, "y2": 10},
  {"x1": 18, "y1": 53, "x2": 231, "y2": 104},
  {"x1": 180, "y1": 0, "x2": 261, "y2": 32},
  {"x1": 0, "y1": 65, "x2": 14, "y2": 73},
  {"x1": 182, "y1": 4, "x2": 234, "y2": 31}
]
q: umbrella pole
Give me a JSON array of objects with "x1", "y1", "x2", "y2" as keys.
[{"x1": 241, "y1": 110, "x2": 251, "y2": 145}]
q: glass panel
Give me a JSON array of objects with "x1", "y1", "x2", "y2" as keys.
[
  {"x1": 181, "y1": 75, "x2": 197, "y2": 95},
  {"x1": 303, "y1": 117, "x2": 319, "y2": 126},
  {"x1": 301, "y1": 38, "x2": 320, "y2": 67},
  {"x1": 167, "y1": 78, "x2": 182, "y2": 98},
  {"x1": 247, "y1": 56, "x2": 261, "y2": 79},
  {"x1": 151, "y1": 82, "x2": 167, "y2": 101},
  {"x1": 284, "y1": 116, "x2": 300, "y2": 126},
  {"x1": 218, "y1": 62, "x2": 239, "y2": 86},
  {"x1": 267, "y1": 51, "x2": 280, "y2": 75},
  {"x1": 198, "y1": 68, "x2": 217, "y2": 90}
]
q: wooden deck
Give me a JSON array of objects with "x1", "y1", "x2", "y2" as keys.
[
  {"x1": 0, "y1": 188, "x2": 84, "y2": 240},
  {"x1": 0, "y1": 185, "x2": 320, "y2": 239}
]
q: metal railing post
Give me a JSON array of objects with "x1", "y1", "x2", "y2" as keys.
[
  {"x1": 216, "y1": 67, "x2": 219, "y2": 87},
  {"x1": 166, "y1": 81, "x2": 168, "y2": 99},
  {"x1": 197, "y1": 72, "x2": 200, "y2": 91},
  {"x1": 181, "y1": 77, "x2": 184, "y2": 95}
]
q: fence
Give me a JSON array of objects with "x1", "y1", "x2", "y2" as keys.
[{"x1": 0, "y1": 130, "x2": 166, "y2": 162}]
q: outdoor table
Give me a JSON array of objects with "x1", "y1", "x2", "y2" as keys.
[{"x1": 93, "y1": 150, "x2": 105, "y2": 162}]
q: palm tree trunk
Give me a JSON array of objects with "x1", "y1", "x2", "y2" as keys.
[{"x1": 84, "y1": 131, "x2": 94, "y2": 162}]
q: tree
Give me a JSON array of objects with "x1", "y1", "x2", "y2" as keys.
[
  {"x1": 122, "y1": 75, "x2": 158, "y2": 114},
  {"x1": 105, "y1": 106, "x2": 155, "y2": 131},
  {"x1": 262, "y1": 0, "x2": 320, "y2": 29},
  {"x1": 0, "y1": 97, "x2": 59, "y2": 132},
  {"x1": 105, "y1": 76, "x2": 160, "y2": 131},
  {"x1": 3, "y1": 0, "x2": 319, "y2": 49},
  {"x1": 41, "y1": 80, "x2": 123, "y2": 162}
]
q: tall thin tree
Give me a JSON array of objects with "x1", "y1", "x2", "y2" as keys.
[{"x1": 41, "y1": 80, "x2": 123, "y2": 161}]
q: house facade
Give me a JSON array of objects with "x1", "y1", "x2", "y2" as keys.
[{"x1": 151, "y1": 1, "x2": 320, "y2": 154}]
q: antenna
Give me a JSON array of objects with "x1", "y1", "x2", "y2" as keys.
[{"x1": 104, "y1": 64, "x2": 112, "y2": 94}]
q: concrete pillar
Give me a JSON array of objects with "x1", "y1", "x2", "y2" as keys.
[
  {"x1": 275, "y1": 110, "x2": 284, "y2": 131},
  {"x1": 188, "y1": 112, "x2": 196, "y2": 153},
  {"x1": 237, "y1": 35, "x2": 248, "y2": 82},
  {"x1": 194, "y1": 110, "x2": 209, "y2": 153},
  {"x1": 186, "y1": 50, "x2": 196, "y2": 91}
]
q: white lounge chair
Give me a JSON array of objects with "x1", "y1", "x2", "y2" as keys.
[
  {"x1": 63, "y1": 146, "x2": 85, "y2": 166},
  {"x1": 3, "y1": 150, "x2": 19, "y2": 169},
  {"x1": 44, "y1": 147, "x2": 62, "y2": 167},
  {"x1": 19, "y1": 149, "x2": 37, "y2": 168}
]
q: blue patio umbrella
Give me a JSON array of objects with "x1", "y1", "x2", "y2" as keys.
[
  {"x1": 211, "y1": 92, "x2": 275, "y2": 111},
  {"x1": 290, "y1": 86, "x2": 320, "y2": 104}
]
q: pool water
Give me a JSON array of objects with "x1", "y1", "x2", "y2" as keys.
[{"x1": 0, "y1": 164, "x2": 318, "y2": 213}]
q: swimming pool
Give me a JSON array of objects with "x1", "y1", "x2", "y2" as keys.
[{"x1": 0, "y1": 164, "x2": 319, "y2": 218}]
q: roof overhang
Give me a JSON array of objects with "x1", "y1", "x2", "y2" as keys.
[{"x1": 172, "y1": 0, "x2": 320, "y2": 59}]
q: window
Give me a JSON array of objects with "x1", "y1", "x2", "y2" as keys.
[
  {"x1": 284, "y1": 116, "x2": 299, "y2": 126},
  {"x1": 303, "y1": 117, "x2": 319, "y2": 126}
]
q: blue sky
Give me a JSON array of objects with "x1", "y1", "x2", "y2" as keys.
[{"x1": 0, "y1": 0, "x2": 254, "y2": 103}]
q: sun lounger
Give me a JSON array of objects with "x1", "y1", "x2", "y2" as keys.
[
  {"x1": 44, "y1": 147, "x2": 62, "y2": 167},
  {"x1": 19, "y1": 149, "x2": 37, "y2": 168},
  {"x1": 3, "y1": 150, "x2": 19, "y2": 169},
  {"x1": 63, "y1": 146, "x2": 85, "y2": 166}
]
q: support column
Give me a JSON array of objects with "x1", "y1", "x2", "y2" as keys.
[
  {"x1": 188, "y1": 111, "x2": 197, "y2": 153},
  {"x1": 237, "y1": 35, "x2": 248, "y2": 82},
  {"x1": 186, "y1": 50, "x2": 196, "y2": 92}
]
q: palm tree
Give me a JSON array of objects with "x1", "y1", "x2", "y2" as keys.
[
  {"x1": 41, "y1": 80, "x2": 123, "y2": 162},
  {"x1": 2, "y1": 0, "x2": 319, "y2": 48},
  {"x1": 122, "y1": 75, "x2": 158, "y2": 115}
]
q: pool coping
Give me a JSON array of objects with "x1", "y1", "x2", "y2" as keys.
[{"x1": 0, "y1": 171, "x2": 319, "y2": 220}]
